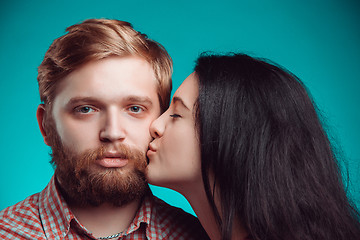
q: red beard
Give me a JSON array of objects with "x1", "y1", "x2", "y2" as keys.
[{"x1": 46, "y1": 118, "x2": 148, "y2": 207}]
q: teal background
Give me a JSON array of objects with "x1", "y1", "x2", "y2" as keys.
[{"x1": 1, "y1": 0, "x2": 359, "y2": 215}]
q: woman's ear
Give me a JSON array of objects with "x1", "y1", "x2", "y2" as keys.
[{"x1": 36, "y1": 104, "x2": 51, "y2": 146}]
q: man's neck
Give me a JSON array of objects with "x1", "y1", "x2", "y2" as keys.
[{"x1": 70, "y1": 199, "x2": 141, "y2": 238}]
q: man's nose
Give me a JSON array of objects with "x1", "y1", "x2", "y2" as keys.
[{"x1": 99, "y1": 108, "x2": 126, "y2": 143}]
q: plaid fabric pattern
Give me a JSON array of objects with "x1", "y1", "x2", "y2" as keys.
[{"x1": 0, "y1": 176, "x2": 209, "y2": 240}]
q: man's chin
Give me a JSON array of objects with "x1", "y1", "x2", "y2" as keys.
[
  {"x1": 56, "y1": 166, "x2": 147, "y2": 207},
  {"x1": 49, "y1": 134, "x2": 149, "y2": 207}
]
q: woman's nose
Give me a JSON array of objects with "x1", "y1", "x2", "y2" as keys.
[{"x1": 149, "y1": 112, "x2": 166, "y2": 139}]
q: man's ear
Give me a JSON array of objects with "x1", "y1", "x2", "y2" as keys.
[{"x1": 36, "y1": 104, "x2": 51, "y2": 146}]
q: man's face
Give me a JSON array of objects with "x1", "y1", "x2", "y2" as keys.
[{"x1": 41, "y1": 56, "x2": 161, "y2": 206}]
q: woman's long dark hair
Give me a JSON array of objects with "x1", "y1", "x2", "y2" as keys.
[{"x1": 194, "y1": 53, "x2": 360, "y2": 240}]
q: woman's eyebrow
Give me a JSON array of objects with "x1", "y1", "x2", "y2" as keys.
[{"x1": 172, "y1": 96, "x2": 190, "y2": 110}]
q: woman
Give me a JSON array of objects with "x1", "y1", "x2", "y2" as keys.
[{"x1": 146, "y1": 53, "x2": 360, "y2": 240}]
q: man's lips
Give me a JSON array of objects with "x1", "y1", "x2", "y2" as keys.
[
  {"x1": 96, "y1": 151, "x2": 129, "y2": 168},
  {"x1": 97, "y1": 158, "x2": 129, "y2": 168}
]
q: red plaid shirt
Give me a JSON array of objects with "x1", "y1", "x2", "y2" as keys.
[{"x1": 0, "y1": 176, "x2": 209, "y2": 240}]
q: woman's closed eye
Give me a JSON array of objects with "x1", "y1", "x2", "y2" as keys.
[{"x1": 170, "y1": 113, "x2": 181, "y2": 118}]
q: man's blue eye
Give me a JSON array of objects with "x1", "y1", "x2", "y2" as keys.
[
  {"x1": 81, "y1": 107, "x2": 91, "y2": 113},
  {"x1": 130, "y1": 106, "x2": 142, "y2": 113},
  {"x1": 76, "y1": 106, "x2": 94, "y2": 114}
]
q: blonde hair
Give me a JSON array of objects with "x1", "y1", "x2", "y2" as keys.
[{"x1": 37, "y1": 19, "x2": 172, "y2": 112}]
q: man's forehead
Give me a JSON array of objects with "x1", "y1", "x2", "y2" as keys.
[{"x1": 52, "y1": 57, "x2": 159, "y2": 104}]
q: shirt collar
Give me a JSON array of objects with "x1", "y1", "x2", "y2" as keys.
[
  {"x1": 38, "y1": 175, "x2": 75, "y2": 240},
  {"x1": 124, "y1": 190, "x2": 153, "y2": 236},
  {"x1": 38, "y1": 175, "x2": 158, "y2": 239}
]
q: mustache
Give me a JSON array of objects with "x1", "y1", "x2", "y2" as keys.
[
  {"x1": 83, "y1": 143, "x2": 145, "y2": 162},
  {"x1": 73, "y1": 143, "x2": 146, "y2": 174}
]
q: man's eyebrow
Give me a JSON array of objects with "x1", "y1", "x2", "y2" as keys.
[
  {"x1": 124, "y1": 95, "x2": 153, "y2": 106},
  {"x1": 172, "y1": 96, "x2": 190, "y2": 110},
  {"x1": 66, "y1": 97, "x2": 99, "y2": 106},
  {"x1": 66, "y1": 95, "x2": 154, "y2": 106}
]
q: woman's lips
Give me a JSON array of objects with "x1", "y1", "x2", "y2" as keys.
[
  {"x1": 148, "y1": 143, "x2": 157, "y2": 152},
  {"x1": 146, "y1": 149, "x2": 156, "y2": 157},
  {"x1": 147, "y1": 143, "x2": 157, "y2": 158}
]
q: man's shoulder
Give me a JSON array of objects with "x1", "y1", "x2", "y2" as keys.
[
  {"x1": 150, "y1": 195, "x2": 197, "y2": 223},
  {"x1": 0, "y1": 193, "x2": 45, "y2": 239},
  {"x1": 150, "y1": 195, "x2": 209, "y2": 239},
  {"x1": 0, "y1": 193, "x2": 41, "y2": 219}
]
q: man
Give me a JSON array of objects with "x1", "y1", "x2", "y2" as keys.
[{"x1": 0, "y1": 19, "x2": 208, "y2": 239}]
